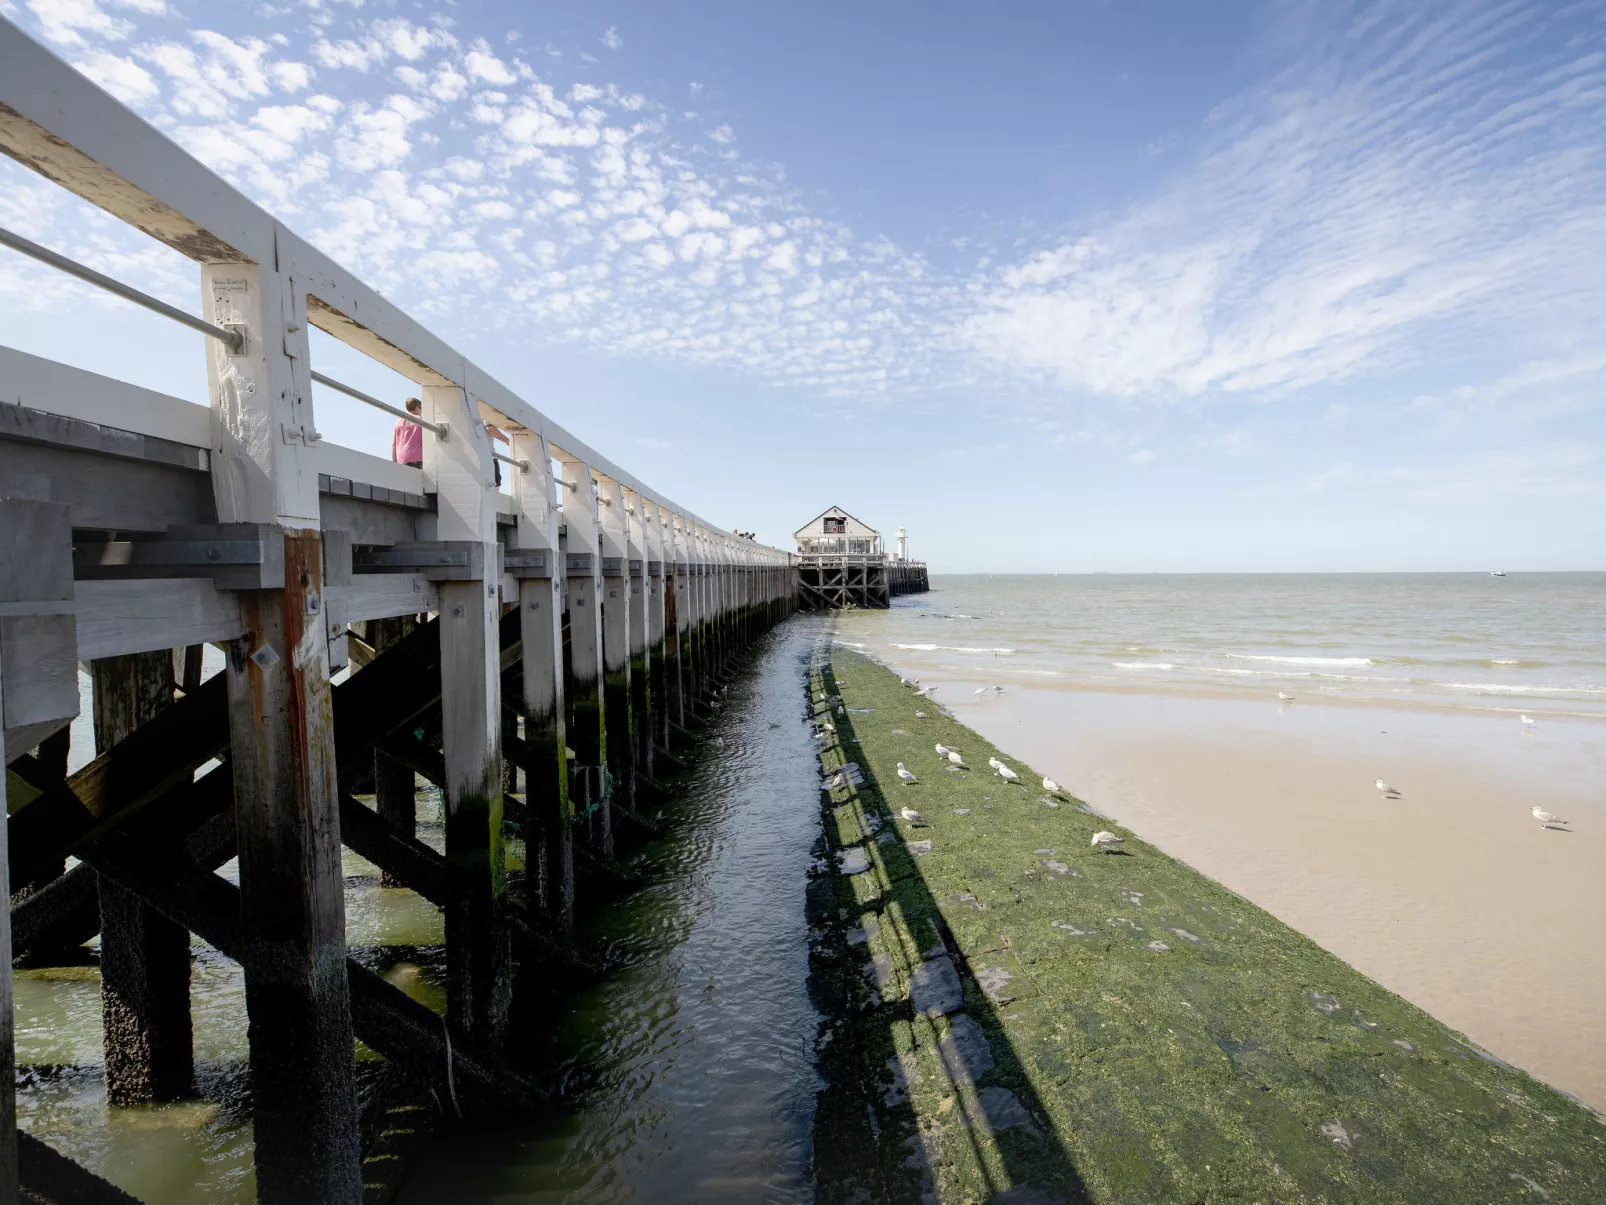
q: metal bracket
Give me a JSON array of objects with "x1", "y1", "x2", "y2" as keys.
[
  {"x1": 222, "y1": 322, "x2": 248, "y2": 356},
  {"x1": 504, "y1": 550, "x2": 550, "y2": 579},
  {"x1": 72, "y1": 523, "x2": 285, "y2": 589},
  {"x1": 352, "y1": 541, "x2": 490, "y2": 581}
]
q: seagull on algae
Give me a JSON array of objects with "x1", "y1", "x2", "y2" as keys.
[
  {"x1": 896, "y1": 762, "x2": 918, "y2": 785},
  {"x1": 935, "y1": 743, "x2": 956, "y2": 756},
  {"x1": 1091, "y1": 831, "x2": 1124, "y2": 852},
  {"x1": 901, "y1": 806, "x2": 927, "y2": 826},
  {"x1": 996, "y1": 764, "x2": 1020, "y2": 784},
  {"x1": 947, "y1": 751, "x2": 967, "y2": 768},
  {"x1": 1042, "y1": 777, "x2": 1061, "y2": 793}
]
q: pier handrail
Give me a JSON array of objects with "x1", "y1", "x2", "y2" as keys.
[
  {"x1": 0, "y1": 223, "x2": 245, "y2": 351},
  {"x1": 308, "y1": 369, "x2": 448, "y2": 438},
  {"x1": 0, "y1": 16, "x2": 790, "y2": 556},
  {"x1": 0, "y1": 219, "x2": 461, "y2": 445}
]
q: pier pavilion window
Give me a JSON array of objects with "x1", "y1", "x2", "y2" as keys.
[{"x1": 824, "y1": 517, "x2": 846, "y2": 534}]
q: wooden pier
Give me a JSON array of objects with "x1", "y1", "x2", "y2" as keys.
[{"x1": 0, "y1": 20, "x2": 794, "y2": 1204}]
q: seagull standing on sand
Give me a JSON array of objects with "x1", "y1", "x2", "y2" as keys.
[
  {"x1": 948, "y1": 751, "x2": 967, "y2": 768},
  {"x1": 1531, "y1": 806, "x2": 1568, "y2": 828},
  {"x1": 896, "y1": 762, "x2": 918, "y2": 785},
  {"x1": 997, "y1": 764, "x2": 1020, "y2": 783},
  {"x1": 1042, "y1": 777, "x2": 1061, "y2": 793},
  {"x1": 1374, "y1": 779, "x2": 1401, "y2": 798},
  {"x1": 973, "y1": 686, "x2": 989, "y2": 697},
  {"x1": 901, "y1": 806, "x2": 927, "y2": 825},
  {"x1": 1091, "y1": 831, "x2": 1124, "y2": 852},
  {"x1": 1278, "y1": 692, "x2": 1295, "y2": 703},
  {"x1": 1521, "y1": 714, "x2": 1536, "y2": 727}
]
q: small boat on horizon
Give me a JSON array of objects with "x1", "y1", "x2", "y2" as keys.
[{"x1": 1490, "y1": 570, "x2": 1507, "y2": 577}]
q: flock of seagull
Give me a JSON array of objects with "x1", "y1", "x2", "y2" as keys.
[{"x1": 892, "y1": 678, "x2": 1127, "y2": 851}]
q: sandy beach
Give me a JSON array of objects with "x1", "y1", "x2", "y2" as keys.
[{"x1": 907, "y1": 679, "x2": 1606, "y2": 1113}]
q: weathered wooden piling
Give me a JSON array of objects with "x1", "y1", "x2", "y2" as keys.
[
  {"x1": 624, "y1": 489, "x2": 654, "y2": 782},
  {"x1": 556, "y1": 453, "x2": 611, "y2": 855},
  {"x1": 92, "y1": 652, "x2": 194, "y2": 1103},
  {"x1": 0, "y1": 18, "x2": 797, "y2": 1202},
  {"x1": 596, "y1": 475, "x2": 636, "y2": 814},
  {"x1": 368, "y1": 616, "x2": 418, "y2": 886},
  {"x1": 509, "y1": 430, "x2": 573, "y2": 929}
]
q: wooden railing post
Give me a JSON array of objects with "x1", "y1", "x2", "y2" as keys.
[
  {"x1": 509, "y1": 430, "x2": 572, "y2": 929},
  {"x1": 203, "y1": 252, "x2": 363, "y2": 1205},
  {"x1": 685, "y1": 526, "x2": 706, "y2": 701},
  {"x1": 641, "y1": 500, "x2": 669, "y2": 757},
  {"x1": 624, "y1": 489, "x2": 653, "y2": 781},
  {"x1": 663, "y1": 514, "x2": 686, "y2": 731},
  {"x1": 595, "y1": 474, "x2": 635, "y2": 812},
  {"x1": 555, "y1": 452, "x2": 609, "y2": 856},
  {"x1": 423, "y1": 379, "x2": 510, "y2": 1046}
]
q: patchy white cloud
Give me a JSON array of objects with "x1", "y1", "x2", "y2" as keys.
[
  {"x1": 28, "y1": 0, "x2": 132, "y2": 47},
  {"x1": 463, "y1": 40, "x2": 517, "y2": 86},
  {"x1": 964, "y1": 3, "x2": 1606, "y2": 402},
  {"x1": 73, "y1": 48, "x2": 159, "y2": 103},
  {"x1": 601, "y1": 26, "x2": 622, "y2": 51},
  {"x1": 7, "y1": 0, "x2": 1605, "y2": 420}
]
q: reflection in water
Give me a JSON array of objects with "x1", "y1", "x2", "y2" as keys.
[
  {"x1": 19, "y1": 619, "x2": 824, "y2": 1203},
  {"x1": 398, "y1": 621, "x2": 824, "y2": 1203}
]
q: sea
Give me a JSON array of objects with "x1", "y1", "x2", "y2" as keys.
[{"x1": 835, "y1": 572, "x2": 1606, "y2": 720}]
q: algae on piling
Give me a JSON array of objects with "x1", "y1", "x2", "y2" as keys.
[{"x1": 808, "y1": 646, "x2": 1606, "y2": 1204}]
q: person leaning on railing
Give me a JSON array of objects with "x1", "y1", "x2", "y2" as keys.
[{"x1": 392, "y1": 397, "x2": 424, "y2": 467}]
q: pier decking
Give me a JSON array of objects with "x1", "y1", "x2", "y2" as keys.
[{"x1": 0, "y1": 20, "x2": 793, "y2": 1203}]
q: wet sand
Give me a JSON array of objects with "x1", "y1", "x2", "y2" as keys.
[{"x1": 923, "y1": 681, "x2": 1606, "y2": 1113}]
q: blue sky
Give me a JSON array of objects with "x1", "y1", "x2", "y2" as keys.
[{"x1": 2, "y1": 0, "x2": 1603, "y2": 571}]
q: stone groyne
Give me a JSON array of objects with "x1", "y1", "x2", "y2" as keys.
[{"x1": 806, "y1": 646, "x2": 1606, "y2": 1204}]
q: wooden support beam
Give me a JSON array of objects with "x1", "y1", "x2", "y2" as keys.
[
  {"x1": 338, "y1": 795, "x2": 445, "y2": 906},
  {"x1": 7, "y1": 673, "x2": 229, "y2": 891},
  {"x1": 641, "y1": 502, "x2": 670, "y2": 757},
  {"x1": 15, "y1": 764, "x2": 533, "y2": 1116},
  {"x1": 367, "y1": 616, "x2": 419, "y2": 887},
  {"x1": 18, "y1": 1132, "x2": 142, "y2": 1205},
  {"x1": 12, "y1": 803, "x2": 235, "y2": 957},
  {"x1": 509, "y1": 430, "x2": 573, "y2": 931},
  {"x1": 624, "y1": 490, "x2": 654, "y2": 783},
  {"x1": 595, "y1": 475, "x2": 636, "y2": 813},
  {"x1": 90, "y1": 651, "x2": 194, "y2": 1104},
  {"x1": 424, "y1": 380, "x2": 511, "y2": 1050},
  {"x1": 224, "y1": 535, "x2": 361, "y2": 1205},
  {"x1": 0, "y1": 633, "x2": 20, "y2": 1203},
  {"x1": 556, "y1": 453, "x2": 609, "y2": 856}
]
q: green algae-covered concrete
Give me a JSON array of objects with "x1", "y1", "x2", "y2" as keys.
[{"x1": 808, "y1": 647, "x2": 1606, "y2": 1205}]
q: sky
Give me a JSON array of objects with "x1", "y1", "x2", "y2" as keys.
[{"x1": 1, "y1": 0, "x2": 1603, "y2": 572}]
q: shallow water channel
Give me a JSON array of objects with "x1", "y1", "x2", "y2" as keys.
[{"x1": 15, "y1": 619, "x2": 826, "y2": 1202}]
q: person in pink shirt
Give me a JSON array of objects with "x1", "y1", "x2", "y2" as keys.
[{"x1": 392, "y1": 397, "x2": 424, "y2": 466}]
